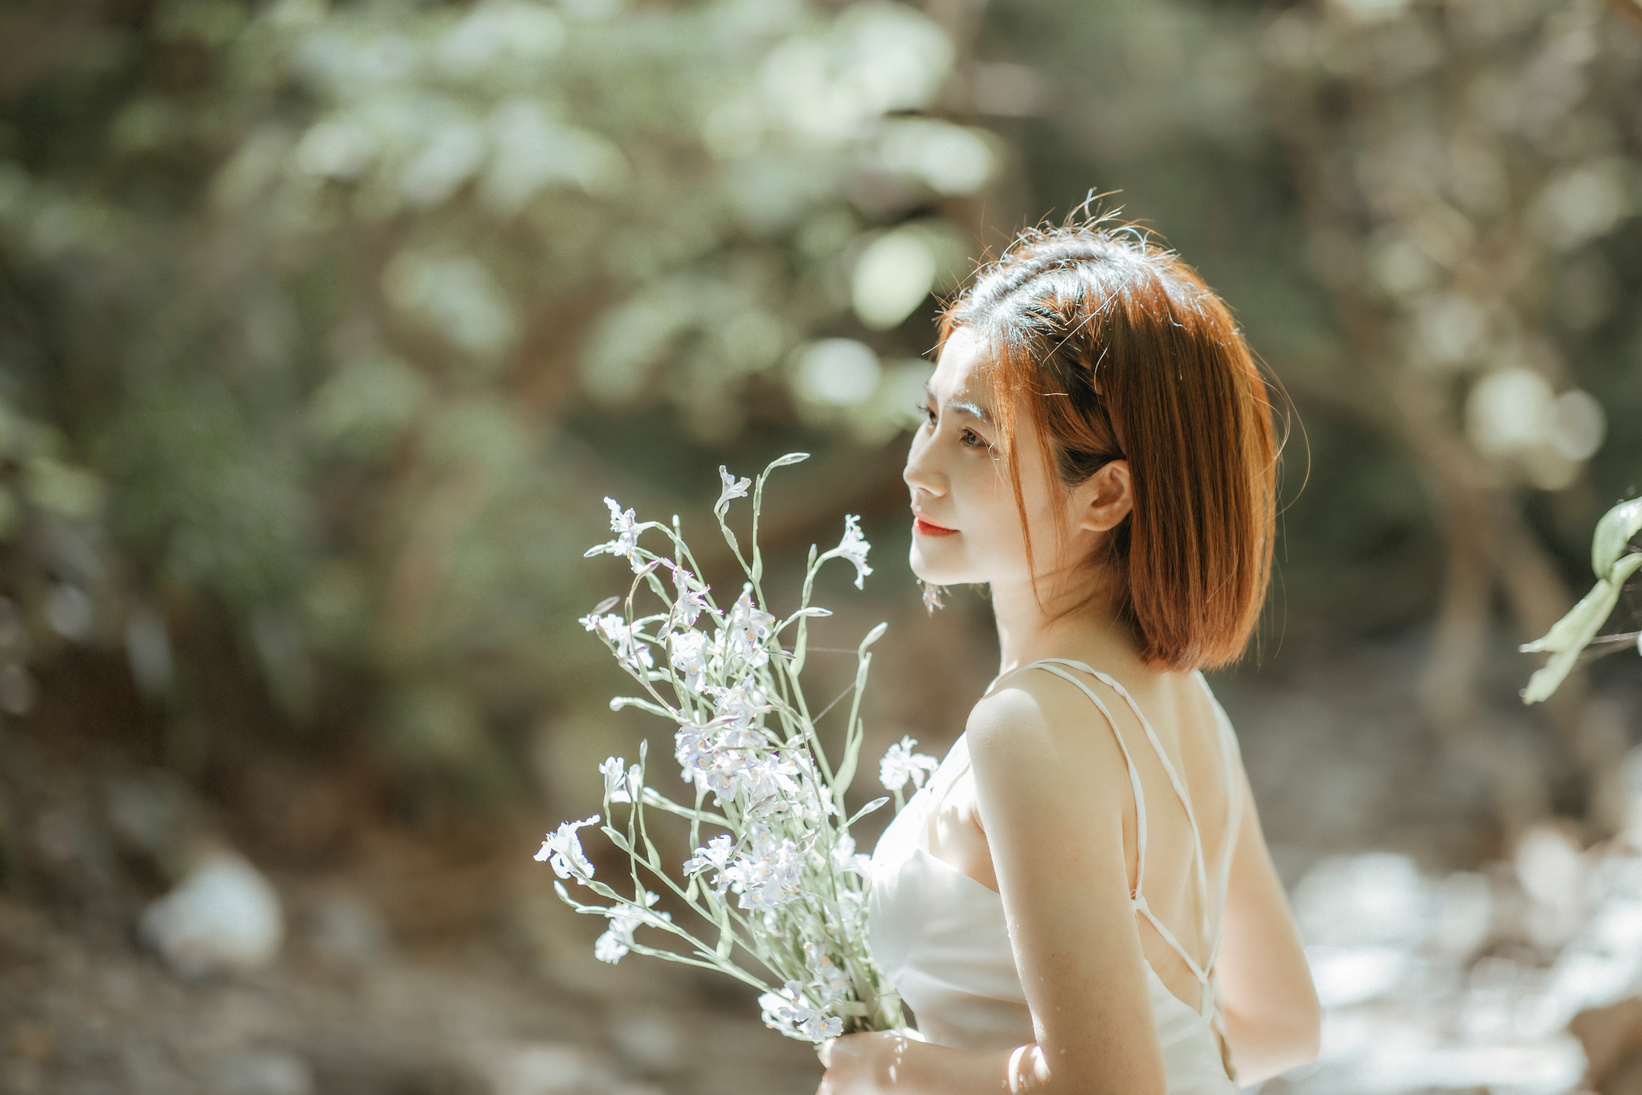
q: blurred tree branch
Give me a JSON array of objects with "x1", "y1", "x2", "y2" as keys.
[{"x1": 1605, "y1": 0, "x2": 1642, "y2": 32}]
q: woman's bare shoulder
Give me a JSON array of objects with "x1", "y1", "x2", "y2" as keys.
[
  {"x1": 965, "y1": 668, "x2": 1074, "y2": 745},
  {"x1": 963, "y1": 668, "x2": 1132, "y2": 805}
]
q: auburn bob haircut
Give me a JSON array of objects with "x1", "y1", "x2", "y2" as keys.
[{"x1": 939, "y1": 216, "x2": 1279, "y2": 672}]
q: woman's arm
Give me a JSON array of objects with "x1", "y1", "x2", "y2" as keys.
[
  {"x1": 820, "y1": 680, "x2": 1168, "y2": 1093},
  {"x1": 1214, "y1": 766, "x2": 1321, "y2": 1083},
  {"x1": 817, "y1": 1030, "x2": 1052, "y2": 1095}
]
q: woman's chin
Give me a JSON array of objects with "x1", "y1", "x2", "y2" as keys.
[{"x1": 908, "y1": 548, "x2": 967, "y2": 587}]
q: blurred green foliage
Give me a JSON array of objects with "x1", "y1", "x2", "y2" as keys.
[
  {"x1": 0, "y1": 0, "x2": 1637, "y2": 810},
  {"x1": 0, "y1": 0, "x2": 994, "y2": 793},
  {"x1": 985, "y1": 0, "x2": 1642, "y2": 618}
]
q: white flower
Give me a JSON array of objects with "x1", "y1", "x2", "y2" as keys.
[
  {"x1": 778, "y1": 755, "x2": 834, "y2": 820},
  {"x1": 879, "y1": 735, "x2": 940, "y2": 793},
  {"x1": 723, "y1": 823, "x2": 805, "y2": 911},
  {"x1": 714, "y1": 466, "x2": 751, "y2": 517},
  {"x1": 668, "y1": 629, "x2": 710, "y2": 692},
  {"x1": 667, "y1": 563, "x2": 712, "y2": 628},
  {"x1": 685, "y1": 722, "x2": 803, "y2": 813},
  {"x1": 600, "y1": 756, "x2": 641, "y2": 804},
  {"x1": 830, "y1": 832, "x2": 872, "y2": 877},
  {"x1": 534, "y1": 814, "x2": 601, "y2": 883},
  {"x1": 836, "y1": 514, "x2": 873, "y2": 589},
  {"x1": 674, "y1": 722, "x2": 714, "y2": 782},
  {"x1": 581, "y1": 613, "x2": 655, "y2": 674},
  {"x1": 922, "y1": 580, "x2": 945, "y2": 613},
  {"x1": 759, "y1": 980, "x2": 844, "y2": 1043},
  {"x1": 719, "y1": 587, "x2": 775, "y2": 668},
  {"x1": 674, "y1": 686, "x2": 800, "y2": 809},
  {"x1": 803, "y1": 940, "x2": 853, "y2": 1007},
  {"x1": 686, "y1": 721, "x2": 763, "y2": 801},
  {"x1": 606, "y1": 496, "x2": 638, "y2": 535},
  {"x1": 735, "y1": 751, "x2": 804, "y2": 817},
  {"x1": 711, "y1": 675, "x2": 768, "y2": 730},
  {"x1": 584, "y1": 497, "x2": 647, "y2": 572},
  {"x1": 594, "y1": 889, "x2": 667, "y2": 964},
  {"x1": 600, "y1": 756, "x2": 626, "y2": 801},
  {"x1": 593, "y1": 929, "x2": 629, "y2": 964},
  {"x1": 682, "y1": 833, "x2": 736, "y2": 895}
]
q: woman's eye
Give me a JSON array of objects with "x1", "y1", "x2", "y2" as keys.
[{"x1": 914, "y1": 402, "x2": 987, "y2": 449}]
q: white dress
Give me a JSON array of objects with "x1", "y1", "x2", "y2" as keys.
[{"x1": 866, "y1": 658, "x2": 1245, "y2": 1093}]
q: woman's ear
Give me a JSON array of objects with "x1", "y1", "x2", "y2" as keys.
[{"x1": 1075, "y1": 460, "x2": 1133, "y2": 533}]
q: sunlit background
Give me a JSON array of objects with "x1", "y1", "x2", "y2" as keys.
[{"x1": 0, "y1": 0, "x2": 1640, "y2": 1091}]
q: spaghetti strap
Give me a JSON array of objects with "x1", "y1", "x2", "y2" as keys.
[
  {"x1": 1032, "y1": 659, "x2": 1212, "y2": 947},
  {"x1": 990, "y1": 657, "x2": 1230, "y2": 1010},
  {"x1": 1003, "y1": 662, "x2": 1152, "y2": 899}
]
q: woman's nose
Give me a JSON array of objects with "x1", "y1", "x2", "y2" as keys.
[{"x1": 903, "y1": 433, "x2": 945, "y2": 496}]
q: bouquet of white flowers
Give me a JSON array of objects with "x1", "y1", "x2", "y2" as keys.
[{"x1": 539, "y1": 452, "x2": 939, "y2": 1043}]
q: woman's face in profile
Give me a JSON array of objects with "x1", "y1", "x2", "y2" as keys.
[{"x1": 904, "y1": 327, "x2": 1076, "y2": 592}]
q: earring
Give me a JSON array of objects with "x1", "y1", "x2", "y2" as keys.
[{"x1": 921, "y1": 580, "x2": 946, "y2": 614}]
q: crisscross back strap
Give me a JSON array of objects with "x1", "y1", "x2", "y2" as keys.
[
  {"x1": 1033, "y1": 660, "x2": 1213, "y2": 949},
  {"x1": 990, "y1": 658, "x2": 1225, "y2": 999},
  {"x1": 1001, "y1": 662, "x2": 1152, "y2": 899},
  {"x1": 1204, "y1": 689, "x2": 1243, "y2": 1065},
  {"x1": 1200, "y1": 673, "x2": 1244, "y2": 980}
]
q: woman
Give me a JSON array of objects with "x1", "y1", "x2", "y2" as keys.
[{"x1": 816, "y1": 218, "x2": 1321, "y2": 1093}]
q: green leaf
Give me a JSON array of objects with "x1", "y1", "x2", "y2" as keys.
[
  {"x1": 1523, "y1": 553, "x2": 1642, "y2": 703},
  {"x1": 834, "y1": 719, "x2": 863, "y2": 795},
  {"x1": 766, "y1": 452, "x2": 810, "y2": 471},
  {"x1": 715, "y1": 906, "x2": 735, "y2": 959},
  {"x1": 609, "y1": 696, "x2": 674, "y2": 719},
  {"x1": 1524, "y1": 645, "x2": 1586, "y2": 705},
  {"x1": 1592, "y1": 497, "x2": 1642, "y2": 577},
  {"x1": 1521, "y1": 578, "x2": 1618, "y2": 654},
  {"x1": 846, "y1": 796, "x2": 889, "y2": 826},
  {"x1": 858, "y1": 621, "x2": 888, "y2": 657}
]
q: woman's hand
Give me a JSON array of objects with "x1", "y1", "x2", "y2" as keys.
[{"x1": 815, "y1": 1030, "x2": 914, "y2": 1095}]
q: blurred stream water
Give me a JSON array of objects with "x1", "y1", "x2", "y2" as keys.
[{"x1": 1266, "y1": 758, "x2": 1642, "y2": 1094}]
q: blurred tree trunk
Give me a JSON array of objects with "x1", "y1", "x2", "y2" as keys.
[{"x1": 1264, "y1": 0, "x2": 1635, "y2": 846}]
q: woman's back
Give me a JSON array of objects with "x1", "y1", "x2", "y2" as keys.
[{"x1": 867, "y1": 658, "x2": 1244, "y2": 1089}]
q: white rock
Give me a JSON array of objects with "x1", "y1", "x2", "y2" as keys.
[
  {"x1": 218, "y1": 1049, "x2": 315, "y2": 1095},
  {"x1": 1293, "y1": 852, "x2": 1432, "y2": 948},
  {"x1": 1305, "y1": 944, "x2": 1413, "y2": 1009},
  {"x1": 605, "y1": 1008, "x2": 682, "y2": 1072},
  {"x1": 139, "y1": 851, "x2": 283, "y2": 977},
  {"x1": 473, "y1": 1042, "x2": 613, "y2": 1095},
  {"x1": 308, "y1": 891, "x2": 390, "y2": 966}
]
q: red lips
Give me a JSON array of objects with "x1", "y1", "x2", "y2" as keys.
[{"x1": 913, "y1": 514, "x2": 957, "y2": 537}]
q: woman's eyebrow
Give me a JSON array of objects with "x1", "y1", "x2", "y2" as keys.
[{"x1": 924, "y1": 382, "x2": 994, "y2": 425}]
